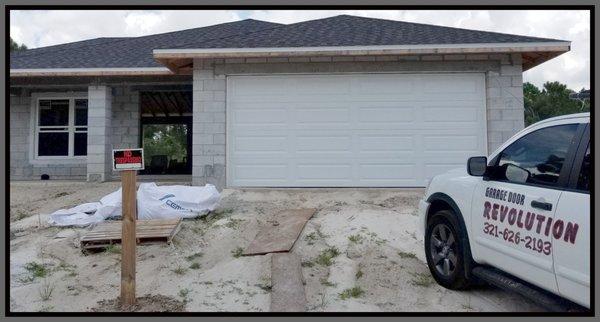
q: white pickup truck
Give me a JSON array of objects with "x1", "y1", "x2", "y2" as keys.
[{"x1": 418, "y1": 113, "x2": 590, "y2": 310}]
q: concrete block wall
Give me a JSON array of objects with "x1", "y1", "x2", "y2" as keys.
[
  {"x1": 109, "y1": 85, "x2": 141, "y2": 178},
  {"x1": 86, "y1": 85, "x2": 112, "y2": 182},
  {"x1": 9, "y1": 90, "x2": 88, "y2": 180},
  {"x1": 193, "y1": 53, "x2": 525, "y2": 189},
  {"x1": 9, "y1": 85, "x2": 141, "y2": 181}
]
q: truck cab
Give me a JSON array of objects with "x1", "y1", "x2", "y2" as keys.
[{"x1": 418, "y1": 113, "x2": 590, "y2": 309}]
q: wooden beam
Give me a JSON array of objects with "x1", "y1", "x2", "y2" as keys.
[
  {"x1": 120, "y1": 170, "x2": 137, "y2": 307},
  {"x1": 166, "y1": 92, "x2": 185, "y2": 116},
  {"x1": 149, "y1": 93, "x2": 170, "y2": 117}
]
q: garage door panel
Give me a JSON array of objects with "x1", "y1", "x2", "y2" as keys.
[
  {"x1": 227, "y1": 74, "x2": 486, "y2": 187},
  {"x1": 234, "y1": 136, "x2": 288, "y2": 152},
  {"x1": 297, "y1": 135, "x2": 352, "y2": 152},
  {"x1": 358, "y1": 107, "x2": 415, "y2": 123},
  {"x1": 358, "y1": 135, "x2": 414, "y2": 152}
]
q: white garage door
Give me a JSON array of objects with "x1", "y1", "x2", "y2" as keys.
[{"x1": 227, "y1": 73, "x2": 487, "y2": 187}]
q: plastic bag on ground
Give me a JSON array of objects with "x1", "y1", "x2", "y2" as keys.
[
  {"x1": 136, "y1": 183, "x2": 221, "y2": 220},
  {"x1": 47, "y1": 183, "x2": 220, "y2": 227}
]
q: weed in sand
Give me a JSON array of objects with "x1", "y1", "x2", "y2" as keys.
[
  {"x1": 13, "y1": 210, "x2": 29, "y2": 221},
  {"x1": 179, "y1": 288, "x2": 191, "y2": 298},
  {"x1": 104, "y1": 244, "x2": 121, "y2": 254},
  {"x1": 355, "y1": 269, "x2": 364, "y2": 279},
  {"x1": 39, "y1": 282, "x2": 54, "y2": 301},
  {"x1": 319, "y1": 278, "x2": 336, "y2": 287},
  {"x1": 189, "y1": 262, "x2": 201, "y2": 270},
  {"x1": 315, "y1": 247, "x2": 340, "y2": 266},
  {"x1": 255, "y1": 276, "x2": 272, "y2": 292},
  {"x1": 339, "y1": 287, "x2": 364, "y2": 300},
  {"x1": 24, "y1": 262, "x2": 48, "y2": 279},
  {"x1": 172, "y1": 266, "x2": 188, "y2": 275},
  {"x1": 54, "y1": 192, "x2": 70, "y2": 198},
  {"x1": 185, "y1": 252, "x2": 204, "y2": 261},
  {"x1": 38, "y1": 305, "x2": 54, "y2": 312},
  {"x1": 301, "y1": 260, "x2": 315, "y2": 268},
  {"x1": 397, "y1": 251, "x2": 417, "y2": 259},
  {"x1": 231, "y1": 247, "x2": 244, "y2": 258},
  {"x1": 225, "y1": 218, "x2": 244, "y2": 230},
  {"x1": 304, "y1": 232, "x2": 318, "y2": 245},
  {"x1": 348, "y1": 234, "x2": 364, "y2": 244},
  {"x1": 409, "y1": 272, "x2": 435, "y2": 287}
]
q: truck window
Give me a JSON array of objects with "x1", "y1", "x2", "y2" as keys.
[
  {"x1": 577, "y1": 144, "x2": 590, "y2": 192},
  {"x1": 495, "y1": 124, "x2": 579, "y2": 187}
]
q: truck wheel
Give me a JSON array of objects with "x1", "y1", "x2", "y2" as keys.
[{"x1": 425, "y1": 210, "x2": 472, "y2": 290}]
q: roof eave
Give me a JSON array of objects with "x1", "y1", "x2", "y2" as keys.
[
  {"x1": 153, "y1": 42, "x2": 570, "y2": 73},
  {"x1": 9, "y1": 67, "x2": 174, "y2": 77}
]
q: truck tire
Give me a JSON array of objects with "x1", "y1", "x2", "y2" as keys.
[{"x1": 425, "y1": 209, "x2": 473, "y2": 290}]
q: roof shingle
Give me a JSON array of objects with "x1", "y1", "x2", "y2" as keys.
[{"x1": 10, "y1": 15, "x2": 566, "y2": 69}]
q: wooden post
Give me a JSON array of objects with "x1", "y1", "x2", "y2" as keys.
[{"x1": 121, "y1": 170, "x2": 137, "y2": 307}]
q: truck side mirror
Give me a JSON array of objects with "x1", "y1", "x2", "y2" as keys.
[{"x1": 467, "y1": 156, "x2": 488, "y2": 176}]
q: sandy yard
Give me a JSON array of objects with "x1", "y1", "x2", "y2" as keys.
[{"x1": 9, "y1": 181, "x2": 545, "y2": 313}]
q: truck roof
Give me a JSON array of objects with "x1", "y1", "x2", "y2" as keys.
[{"x1": 534, "y1": 112, "x2": 590, "y2": 126}]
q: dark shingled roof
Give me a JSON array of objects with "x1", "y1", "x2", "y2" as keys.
[{"x1": 11, "y1": 15, "x2": 565, "y2": 69}]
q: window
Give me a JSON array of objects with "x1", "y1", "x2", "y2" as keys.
[
  {"x1": 36, "y1": 98, "x2": 88, "y2": 157},
  {"x1": 493, "y1": 124, "x2": 579, "y2": 186},
  {"x1": 577, "y1": 144, "x2": 590, "y2": 192}
]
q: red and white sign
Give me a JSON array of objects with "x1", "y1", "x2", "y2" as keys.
[{"x1": 113, "y1": 149, "x2": 144, "y2": 171}]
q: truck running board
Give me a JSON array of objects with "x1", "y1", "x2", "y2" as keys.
[{"x1": 471, "y1": 266, "x2": 585, "y2": 312}]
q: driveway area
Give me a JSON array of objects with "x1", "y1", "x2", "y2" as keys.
[{"x1": 9, "y1": 181, "x2": 544, "y2": 312}]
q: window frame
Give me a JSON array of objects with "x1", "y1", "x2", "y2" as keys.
[
  {"x1": 30, "y1": 93, "x2": 88, "y2": 162},
  {"x1": 566, "y1": 124, "x2": 590, "y2": 194},
  {"x1": 486, "y1": 122, "x2": 586, "y2": 191}
]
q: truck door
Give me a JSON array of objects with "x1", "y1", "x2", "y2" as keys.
[
  {"x1": 471, "y1": 123, "x2": 583, "y2": 292},
  {"x1": 553, "y1": 126, "x2": 589, "y2": 307}
]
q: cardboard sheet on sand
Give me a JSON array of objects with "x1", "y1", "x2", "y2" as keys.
[
  {"x1": 243, "y1": 208, "x2": 316, "y2": 256},
  {"x1": 270, "y1": 253, "x2": 306, "y2": 312}
]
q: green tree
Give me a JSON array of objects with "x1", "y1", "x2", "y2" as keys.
[
  {"x1": 10, "y1": 37, "x2": 27, "y2": 52},
  {"x1": 142, "y1": 124, "x2": 188, "y2": 173},
  {"x1": 523, "y1": 81, "x2": 589, "y2": 126}
]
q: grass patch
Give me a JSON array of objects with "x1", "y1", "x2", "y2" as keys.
[
  {"x1": 39, "y1": 282, "x2": 54, "y2": 301},
  {"x1": 315, "y1": 247, "x2": 340, "y2": 267},
  {"x1": 24, "y1": 262, "x2": 48, "y2": 279},
  {"x1": 185, "y1": 252, "x2": 204, "y2": 261},
  {"x1": 304, "y1": 232, "x2": 318, "y2": 245},
  {"x1": 104, "y1": 244, "x2": 121, "y2": 254},
  {"x1": 189, "y1": 262, "x2": 201, "y2": 270},
  {"x1": 339, "y1": 287, "x2": 364, "y2": 300},
  {"x1": 13, "y1": 210, "x2": 29, "y2": 221},
  {"x1": 54, "y1": 192, "x2": 70, "y2": 198},
  {"x1": 397, "y1": 251, "x2": 417, "y2": 259},
  {"x1": 409, "y1": 272, "x2": 435, "y2": 287},
  {"x1": 355, "y1": 269, "x2": 364, "y2": 279},
  {"x1": 348, "y1": 234, "x2": 364, "y2": 244},
  {"x1": 172, "y1": 266, "x2": 187, "y2": 275},
  {"x1": 225, "y1": 218, "x2": 244, "y2": 230},
  {"x1": 231, "y1": 247, "x2": 244, "y2": 258},
  {"x1": 179, "y1": 288, "x2": 190, "y2": 298},
  {"x1": 301, "y1": 260, "x2": 315, "y2": 268},
  {"x1": 255, "y1": 276, "x2": 272, "y2": 292},
  {"x1": 319, "y1": 278, "x2": 336, "y2": 287}
]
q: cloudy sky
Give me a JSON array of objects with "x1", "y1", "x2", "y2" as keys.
[{"x1": 10, "y1": 9, "x2": 590, "y2": 90}]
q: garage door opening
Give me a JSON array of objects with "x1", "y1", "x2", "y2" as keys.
[{"x1": 227, "y1": 73, "x2": 487, "y2": 187}]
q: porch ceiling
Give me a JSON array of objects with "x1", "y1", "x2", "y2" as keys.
[{"x1": 140, "y1": 91, "x2": 192, "y2": 117}]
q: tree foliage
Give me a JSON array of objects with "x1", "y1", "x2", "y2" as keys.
[
  {"x1": 10, "y1": 37, "x2": 27, "y2": 52},
  {"x1": 524, "y1": 81, "x2": 589, "y2": 126},
  {"x1": 142, "y1": 124, "x2": 188, "y2": 169}
]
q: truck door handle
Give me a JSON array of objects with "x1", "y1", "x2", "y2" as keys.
[{"x1": 531, "y1": 200, "x2": 552, "y2": 211}]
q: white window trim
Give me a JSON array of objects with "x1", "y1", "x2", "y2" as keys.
[{"x1": 29, "y1": 92, "x2": 88, "y2": 165}]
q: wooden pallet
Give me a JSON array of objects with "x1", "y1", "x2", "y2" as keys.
[{"x1": 80, "y1": 218, "x2": 182, "y2": 250}]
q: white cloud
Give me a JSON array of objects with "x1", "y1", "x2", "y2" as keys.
[{"x1": 10, "y1": 9, "x2": 589, "y2": 90}]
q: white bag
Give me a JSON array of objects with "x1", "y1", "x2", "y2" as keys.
[
  {"x1": 47, "y1": 183, "x2": 220, "y2": 226},
  {"x1": 136, "y1": 183, "x2": 221, "y2": 220}
]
